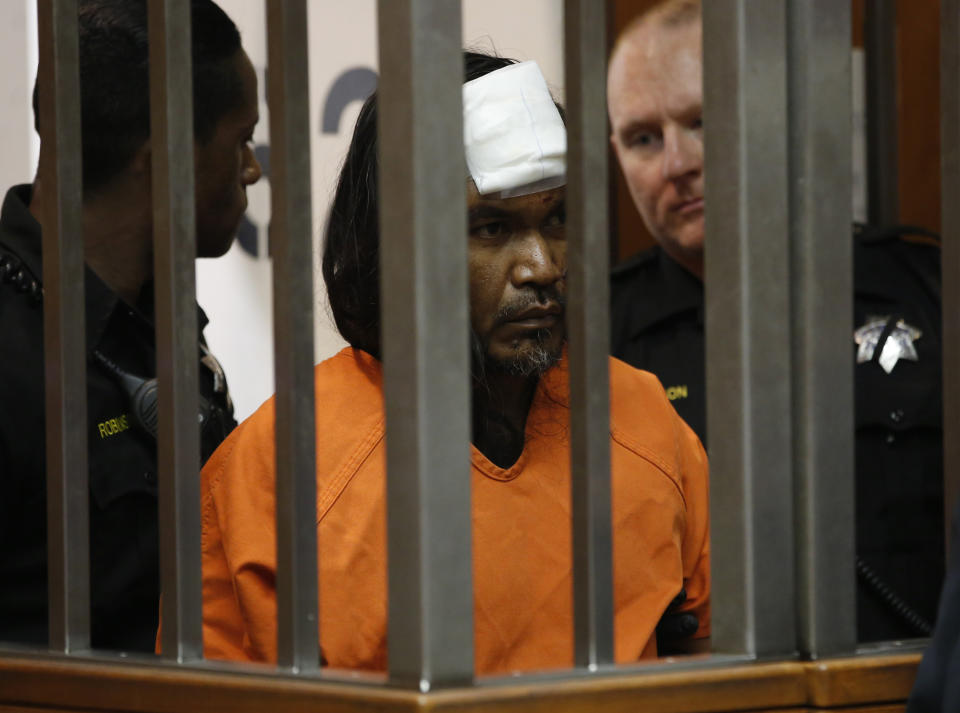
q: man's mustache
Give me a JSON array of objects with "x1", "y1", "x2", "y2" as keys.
[{"x1": 494, "y1": 285, "x2": 567, "y2": 325}]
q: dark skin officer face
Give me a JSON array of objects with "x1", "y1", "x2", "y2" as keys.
[
  {"x1": 194, "y1": 49, "x2": 262, "y2": 258},
  {"x1": 467, "y1": 182, "x2": 567, "y2": 375}
]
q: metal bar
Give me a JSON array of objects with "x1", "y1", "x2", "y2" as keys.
[
  {"x1": 148, "y1": 0, "x2": 203, "y2": 662},
  {"x1": 564, "y1": 0, "x2": 613, "y2": 669},
  {"x1": 266, "y1": 0, "x2": 319, "y2": 674},
  {"x1": 37, "y1": 0, "x2": 90, "y2": 654},
  {"x1": 865, "y1": 0, "x2": 899, "y2": 227},
  {"x1": 377, "y1": 0, "x2": 473, "y2": 690},
  {"x1": 942, "y1": 0, "x2": 960, "y2": 558},
  {"x1": 787, "y1": 0, "x2": 856, "y2": 658},
  {"x1": 702, "y1": 0, "x2": 797, "y2": 657}
]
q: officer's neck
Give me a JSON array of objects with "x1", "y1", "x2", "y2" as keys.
[
  {"x1": 30, "y1": 171, "x2": 154, "y2": 306},
  {"x1": 661, "y1": 244, "x2": 704, "y2": 282}
]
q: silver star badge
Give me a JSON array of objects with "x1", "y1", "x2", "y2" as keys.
[{"x1": 854, "y1": 316, "x2": 922, "y2": 374}]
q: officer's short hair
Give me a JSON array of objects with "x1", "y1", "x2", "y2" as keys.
[
  {"x1": 32, "y1": 0, "x2": 244, "y2": 197},
  {"x1": 612, "y1": 0, "x2": 701, "y2": 59}
]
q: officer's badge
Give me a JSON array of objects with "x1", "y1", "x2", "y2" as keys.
[
  {"x1": 854, "y1": 315, "x2": 922, "y2": 374},
  {"x1": 200, "y1": 343, "x2": 234, "y2": 415}
]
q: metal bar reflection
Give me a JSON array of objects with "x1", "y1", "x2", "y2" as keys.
[
  {"x1": 377, "y1": 0, "x2": 474, "y2": 690},
  {"x1": 266, "y1": 0, "x2": 319, "y2": 674},
  {"x1": 787, "y1": 0, "x2": 856, "y2": 657},
  {"x1": 148, "y1": 0, "x2": 203, "y2": 661},
  {"x1": 564, "y1": 0, "x2": 613, "y2": 669},
  {"x1": 702, "y1": 0, "x2": 797, "y2": 657},
  {"x1": 37, "y1": 0, "x2": 90, "y2": 654},
  {"x1": 942, "y1": 0, "x2": 960, "y2": 556}
]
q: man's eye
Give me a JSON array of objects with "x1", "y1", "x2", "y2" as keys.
[
  {"x1": 627, "y1": 131, "x2": 657, "y2": 148},
  {"x1": 473, "y1": 221, "x2": 505, "y2": 238},
  {"x1": 691, "y1": 117, "x2": 703, "y2": 130},
  {"x1": 544, "y1": 211, "x2": 565, "y2": 229}
]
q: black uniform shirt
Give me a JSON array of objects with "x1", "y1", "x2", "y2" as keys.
[
  {"x1": 611, "y1": 245, "x2": 706, "y2": 440},
  {"x1": 611, "y1": 230, "x2": 943, "y2": 642},
  {"x1": 907, "y1": 496, "x2": 960, "y2": 713},
  {"x1": 0, "y1": 184, "x2": 237, "y2": 652}
]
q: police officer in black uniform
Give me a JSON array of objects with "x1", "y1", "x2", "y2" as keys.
[
  {"x1": 0, "y1": 0, "x2": 262, "y2": 652},
  {"x1": 611, "y1": 230, "x2": 944, "y2": 642},
  {"x1": 608, "y1": 1, "x2": 943, "y2": 643}
]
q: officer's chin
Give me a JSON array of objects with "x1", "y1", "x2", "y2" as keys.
[{"x1": 196, "y1": 227, "x2": 237, "y2": 259}]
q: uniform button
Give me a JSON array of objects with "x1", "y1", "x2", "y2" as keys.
[
  {"x1": 889, "y1": 409, "x2": 905, "y2": 424},
  {"x1": 144, "y1": 471, "x2": 156, "y2": 483},
  {"x1": 885, "y1": 432, "x2": 896, "y2": 445}
]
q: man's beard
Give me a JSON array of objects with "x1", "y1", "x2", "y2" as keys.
[
  {"x1": 471, "y1": 286, "x2": 566, "y2": 382},
  {"x1": 471, "y1": 327, "x2": 563, "y2": 379}
]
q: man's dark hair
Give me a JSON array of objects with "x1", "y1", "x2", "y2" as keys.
[
  {"x1": 33, "y1": 0, "x2": 244, "y2": 195},
  {"x1": 323, "y1": 51, "x2": 526, "y2": 359}
]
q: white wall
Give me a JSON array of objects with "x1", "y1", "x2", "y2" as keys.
[
  {"x1": 1, "y1": 1, "x2": 38, "y2": 189},
  {"x1": 0, "y1": 0, "x2": 564, "y2": 421}
]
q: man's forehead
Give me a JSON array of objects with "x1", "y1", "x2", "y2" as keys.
[
  {"x1": 223, "y1": 52, "x2": 260, "y2": 127},
  {"x1": 608, "y1": 22, "x2": 702, "y2": 122},
  {"x1": 467, "y1": 181, "x2": 564, "y2": 209}
]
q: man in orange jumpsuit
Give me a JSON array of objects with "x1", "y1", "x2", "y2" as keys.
[{"x1": 196, "y1": 52, "x2": 710, "y2": 674}]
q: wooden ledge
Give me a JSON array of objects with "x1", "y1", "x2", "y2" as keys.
[
  {"x1": 0, "y1": 651, "x2": 921, "y2": 713},
  {"x1": 804, "y1": 653, "x2": 922, "y2": 707}
]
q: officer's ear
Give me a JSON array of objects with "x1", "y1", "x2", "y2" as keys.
[{"x1": 128, "y1": 142, "x2": 151, "y2": 181}]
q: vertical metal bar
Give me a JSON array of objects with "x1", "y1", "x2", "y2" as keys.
[
  {"x1": 865, "y1": 0, "x2": 899, "y2": 227},
  {"x1": 37, "y1": 0, "x2": 89, "y2": 653},
  {"x1": 564, "y1": 0, "x2": 613, "y2": 669},
  {"x1": 787, "y1": 0, "x2": 856, "y2": 657},
  {"x1": 149, "y1": 0, "x2": 202, "y2": 661},
  {"x1": 702, "y1": 0, "x2": 797, "y2": 657},
  {"x1": 377, "y1": 0, "x2": 473, "y2": 690},
  {"x1": 267, "y1": 0, "x2": 318, "y2": 674},
  {"x1": 942, "y1": 0, "x2": 960, "y2": 557}
]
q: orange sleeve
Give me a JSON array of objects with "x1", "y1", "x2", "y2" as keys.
[
  {"x1": 154, "y1": 427, "x2": 248, "y2": 659},
  {"x1": 199, "y1": 435, "x2": 248, "y2": 660},
  {"x1": 677, "y1": 420, "x2": 711, "y2": 639}
]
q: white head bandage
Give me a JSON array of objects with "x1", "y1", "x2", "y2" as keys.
[{"x1": 462, "y1": 61, "x2": 566, "y2": 198}]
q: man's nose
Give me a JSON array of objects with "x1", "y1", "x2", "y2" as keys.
[
  {"x1": 661, "y1": 126, "x2": 702, "y2": 181},
  {"x1": 242, "y1": 145, "x2": 262, "y2": 186},
  {"x1": 511, "y1": 231, "x2": 565, "y2": 288}
]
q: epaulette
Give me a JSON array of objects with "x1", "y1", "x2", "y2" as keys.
[
  {"x1": 0, "y1": 245, "x2": 43, "y2": 304},
  {"x1": 611, "y1": 245, "x2": 659, "y2": 279},
  {"x1": 854, "y1": 222, "x2": 941, "y2": 249}
]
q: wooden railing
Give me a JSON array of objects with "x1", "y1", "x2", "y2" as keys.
[{"x1": 0, "y1": 652, "x2": 920, "y2": 713}]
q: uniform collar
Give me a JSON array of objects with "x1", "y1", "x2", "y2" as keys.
[
  {"x1": 621, "y1": 245, "x2": 704, "y2": 337},
  {"x1": 0, "y1": 184, "x2": 209, "y2": 350}
]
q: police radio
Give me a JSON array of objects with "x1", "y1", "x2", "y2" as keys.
[{"x1": 92, "y1": 350, "x2": 210, "y2": 442}]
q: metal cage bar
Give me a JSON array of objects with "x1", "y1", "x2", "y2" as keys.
[
  {"x1": 564, "y1": 0, "x2": 614, "y2": 669},
  {"x1": 787, "y1": 0, "x2": 856, "y2": 657},
  {"x1": 702, "y1": 0, "x2": 797, "y2": 657},
  {"x1": 865, "y1": 0, "x2": 899, "y2": 228},
  {"x1": 943, "y1": 0, "x2": 960, "y2": 554},
  {"x1": 37, "y1": 0, "x2": 90, "y2": 654},
  {"x1": 266, "y1": 0, "x2": 319, "y2": 674},
  {"x1": 148, "y1": 0, "x2": 203, "y2": 662},
  {"x1": 377, "y1": 0, "x2": 474, "y2": 690}
]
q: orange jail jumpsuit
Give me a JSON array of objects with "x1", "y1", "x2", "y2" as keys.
[{"x1": 197, "y1": 347, "x2": 709, "y2": 674}]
